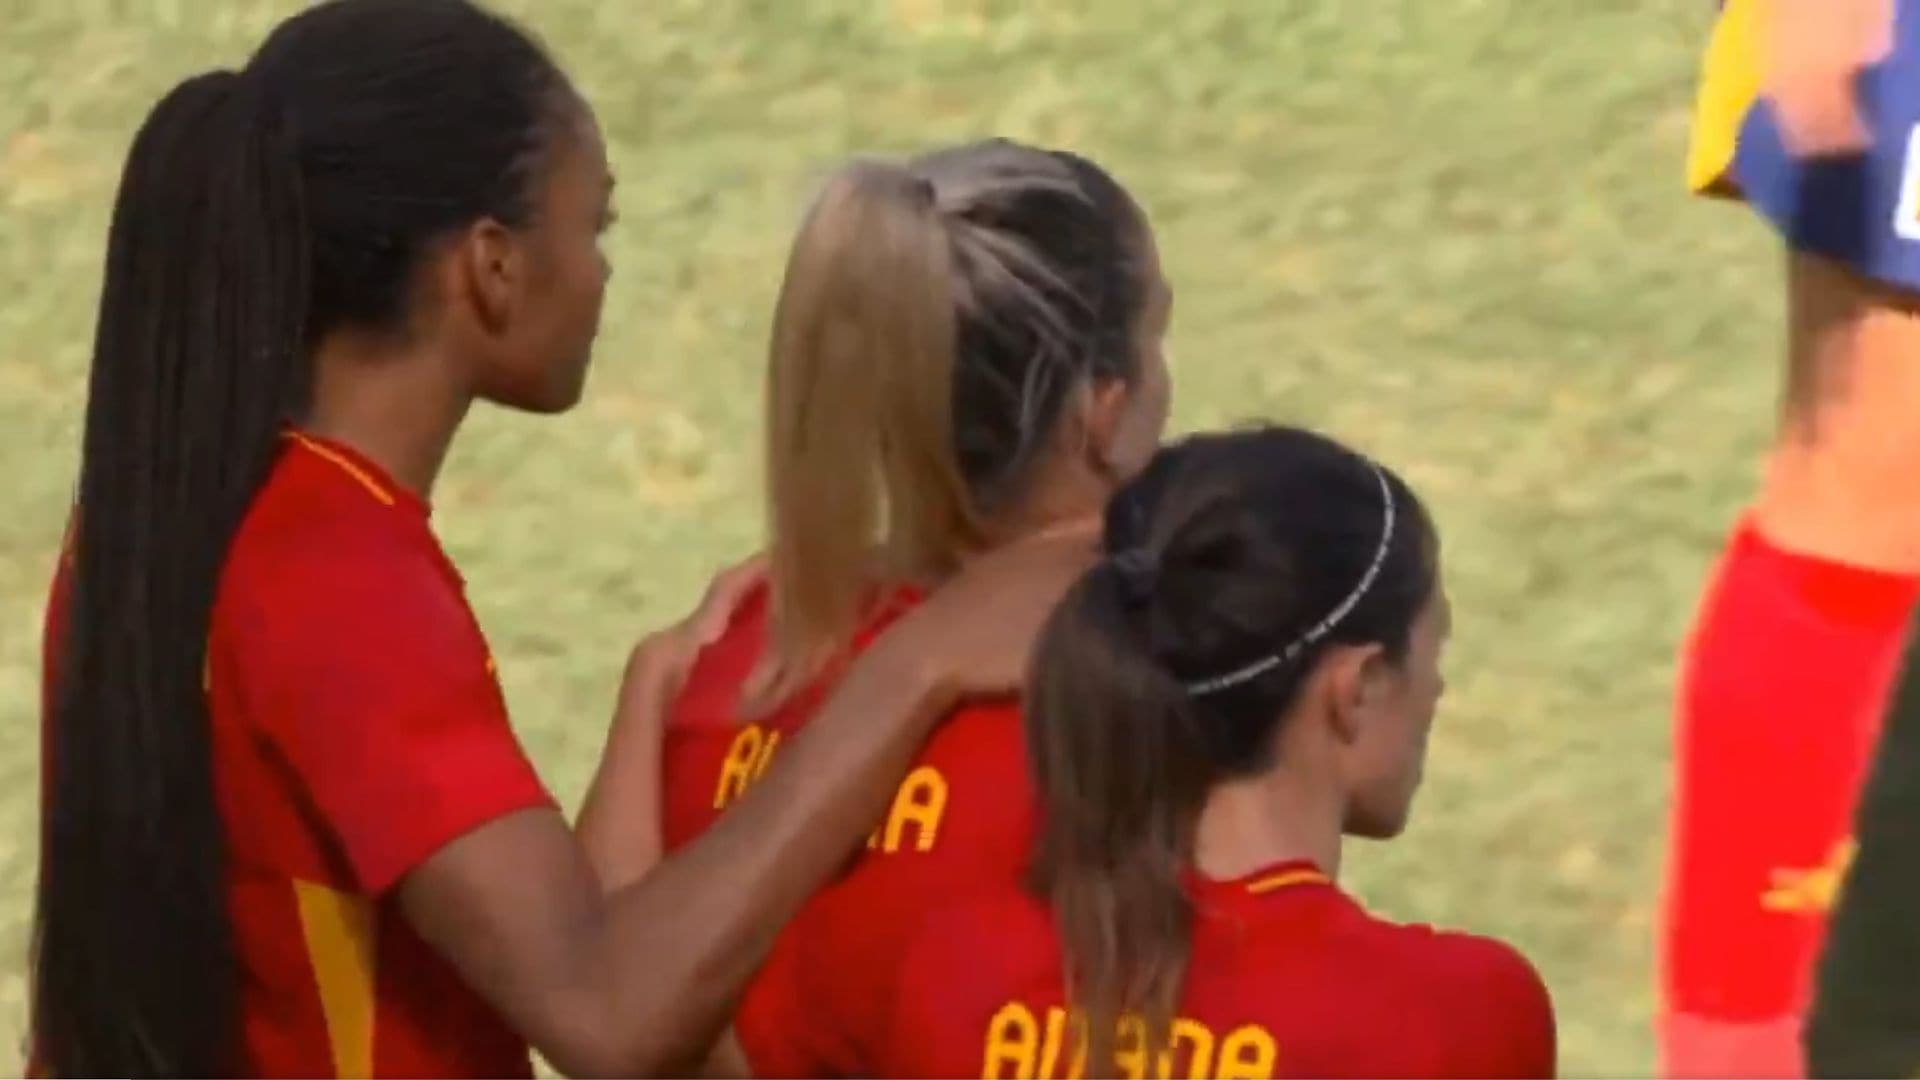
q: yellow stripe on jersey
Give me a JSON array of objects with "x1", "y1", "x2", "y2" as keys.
[
  {"x1": 1687, "y1": 0, "x2": 1763, "y2": 196},
  {"x1": 1244, "y1": 868, "x2": 1332, "y2": 895},
  {"x1": 285, "y1": 430, "x2": 397, "y2": 507},
  {"x1": 294, "y1": 880, "x2": 378, "y2": 1079}
]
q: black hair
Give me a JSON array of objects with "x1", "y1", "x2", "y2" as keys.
[
  {"x1": 32, "y1": 2, "x2": 568, "y2": 1074},
  {"x1": 1023, "y1": 424, "x2": 1438, "y2": 1071}
]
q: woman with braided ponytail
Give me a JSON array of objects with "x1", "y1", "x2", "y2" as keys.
[{"x1": 30, "y1": 3, "x2": 1081, "y2": 1075}]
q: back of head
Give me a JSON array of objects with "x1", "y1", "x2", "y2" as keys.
[
  {"x1": 34, "y1": 2, "x2": 569, "y2": 1074},
  {"x1": 1024, "y1": 425, "x2": 1438, "y2": 1069},
  {"x1": 759, "y1": 138, "x2": 1154, "y2": 704}
]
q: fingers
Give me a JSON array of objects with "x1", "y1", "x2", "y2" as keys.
[
  {"x1": 690, "y1": 553, "x2": 769, "y2": 645},
  {"x1": 1762, "y1": 0, "x2": 1890, "y2": 156},
  {"x1": 1772, "y1": 77, "x2": 1872, "y2": 157}
]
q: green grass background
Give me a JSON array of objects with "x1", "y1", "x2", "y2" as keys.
[{"x1": 0, "y1": 1, "x2": 1770, "y2": 1074}]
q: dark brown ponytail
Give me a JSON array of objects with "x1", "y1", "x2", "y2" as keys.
[{"x1": 1026, "y1": 425, "x2": 1437, "y2": 1074}]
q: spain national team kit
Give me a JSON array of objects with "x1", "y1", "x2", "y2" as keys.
[
  {"x1": 44, "y1": 432, "x2": 552, "y2": 1076},
  {"x1": 872, "y1": 863, "x2": 1552, "y2": 1080},
  {"x1": 663, "y1": 591, "x2": 1555, "y2": 1078}
]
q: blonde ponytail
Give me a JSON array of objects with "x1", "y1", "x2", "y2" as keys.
[{"x1": 755, "y1": 160, "x2": 982, "y2": 711}]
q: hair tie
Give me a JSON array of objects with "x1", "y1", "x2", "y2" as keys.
[{"x1": 1108, "y1": 547, "x2": 1159, "y2": 608}]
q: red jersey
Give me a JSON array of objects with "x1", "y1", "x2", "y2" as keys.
[
  {"x1": 660, "y1": 586, "x2": 1036, "y2": 1076},
  {"x1": 660, "y1": 582, "x2": 920, "y2": 849},
  {"x1": 41, "y1": 430, "x2": 553, "y2": 1077},
  {"x1": 873, "y1": 861, "x2": 1556, "y2": 1080}
]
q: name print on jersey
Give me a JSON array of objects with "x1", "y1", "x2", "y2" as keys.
[
  {"x1": 711, "y1": 721, "x2": 949, "y2": 853},
  {"x1": 982, "y1": 1002, "x2": 1279, "y2": 1080}
]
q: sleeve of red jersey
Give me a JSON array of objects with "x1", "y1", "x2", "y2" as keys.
[
  {"x1": 1444, "y1": 936, "x2": 1557, "y2": 1078},
  {"x1": 232, "y1": 535, "x2": 554, "y2": 895}
]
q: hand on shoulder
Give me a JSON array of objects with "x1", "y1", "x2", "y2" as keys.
[{"x1": 880, "y1": 523, "x2": 1100, "y2": 704}]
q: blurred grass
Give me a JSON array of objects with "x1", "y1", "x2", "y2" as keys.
[{"x1": 0, "y1": 1, "x2": 1766, "y2": 1073}]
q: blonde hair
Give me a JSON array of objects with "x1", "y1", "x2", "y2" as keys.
[{"x1": 757, "y1": 140, "x2": 1148, "y2": 709}]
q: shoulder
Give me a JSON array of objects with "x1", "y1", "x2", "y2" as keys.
[
  {"x1": 224, "y1": 465, "x2": 456, "y2": 626},
  {"x1": 670, "y1": 581, "x2": 772, "y2": 731},
  {"x1": 1413, "y1": 926, "x2": 1549, "y2": 1004},
  {"x1": 216, "y1": 458, "x2": 488, "y2": 694},
  {"x1": 1355, "y1": 917, "x2": 1555, "y2": 1075},
  {"x1": 923, "y1": 697, "x2": 1027, "y2": 762},
  {"x1": 893, "y1": 698, "x2": 1033, "y2": 849},
  {"x1": 229, "y1": 454, "x2": 426, "y2": 580},
  {"x1": 1352, "y1": 912, "x2": 1548, "y2": 1001}
]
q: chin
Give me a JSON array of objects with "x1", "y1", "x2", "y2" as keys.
[
  {"x1": 530, "y1": 385, "x2": 586, "y2": 414},
  {"x1": 1345, "y1": 805, "x2": 1412, "y2": 841},
  {"x1": 496, "y1": 374, "x2": 588, "y2": 415}
]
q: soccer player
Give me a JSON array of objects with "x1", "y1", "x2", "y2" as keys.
[
  {"x1": 867, "y1": 425, "x2": 1554, "y2": 1080},
  {"x1": 1669, "y1": 0, "x2": 1916, "y2": 1074},
  {"x1": 29, "y1": 3, "x2": 1084, "y2": 1076},
  {"x1": 652, "y1": 140, "x2": 1172, "y2": 1075}
]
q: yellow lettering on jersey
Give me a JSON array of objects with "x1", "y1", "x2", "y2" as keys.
[
  {"x1": 712, "y1": 723, "x2": 767, "y2": 809},
  {"x1": 719, "y1": 730, "x2": 948, "y2": 851},
  {"x1": 1761, "y1": 838, "x2": 1858, "y2": 914},
  {"x1": 881, "y1": 765, "x2": 948, "y2": 852},
  {"x1": 983, "y1": 1001, "x2": 1041, "y2": 1079},
  {"x1": 985, "y1": 1005, "x2": 1275, "y2": 1080},
  {"x1": 1114, "y1": 1014, "x2": 1148, "y2": 1080},
  {"x1": 754, "y1": 728, "x2": 781, "y2": 780},
  {"x1": 1036, "y1": 999, "x2": 1082, "y2": 1076},
  {"x1": 1159, "y1": 1017, "x2": 1216, "y2": 1080},
  {"x1": 1215, "y1": 1025, "x2": 1276, "y2": 1080}
]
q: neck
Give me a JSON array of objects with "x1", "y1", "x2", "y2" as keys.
[
  {"x1": 1192, "y1": 762, "x2": 1344, "y2": 881},
  {"x1": 303, "y1": 330, "x2": 471, "y2": 500},
  {"x1": 985, "y1": 466, "x2": 1110, "y2": 546}
]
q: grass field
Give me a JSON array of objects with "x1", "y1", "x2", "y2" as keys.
[{"x1": 0, "y1": 1, "x2": 1766, "y2": 1073}]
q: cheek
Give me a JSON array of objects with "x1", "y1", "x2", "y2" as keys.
[
  {"x1": 1114, "y1": 355, "x2": 1171, "y2": 473},
  {"x1": 494, "y1": 240, "x2": 605, "y2": 412},
  {"x1": 565, "y1": 238, "x2": 607, "y2": 321},
  {"x1": 1376, "y1": 681, "x2": 1437, "y2": 800},
  {"x1": 539, "y1": 240, "x2": 607, "y2": 361}
]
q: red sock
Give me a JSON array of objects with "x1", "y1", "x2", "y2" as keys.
[{"x1": 1660, "y1": 517, "x2": 1919, "y2": 1078}]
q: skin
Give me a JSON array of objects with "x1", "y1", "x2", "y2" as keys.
[
  {"x1": 1733, "y1": 0, "x2": 1920, "y2": 573},
  {"x1": 1192, "y1": 579, "x2": 1452, "y2": 882},
  {"x1": 296, "y1": 92, "x2": 1099, "y2": 1078},
  {"x1": 1756, "y1": 254, "x2": 1920, "y2": 572},
  {"x1": 1760, "y1": 0, "x2": 1892, "y2": 158}
]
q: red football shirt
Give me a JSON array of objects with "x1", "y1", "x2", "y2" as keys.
[
  {"x1": 873, "y1": 862, "x2": 1556, "y2": 1080},
  {"x1": 41, "y1": 430, "x2": 553, "y2": 1077},
  {"x1": 660, "y1": 582, "x2": 919, "y2": 850},
  {"x1": 660, "y1": 586, "x2": 1036, "y2": 1076}
]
